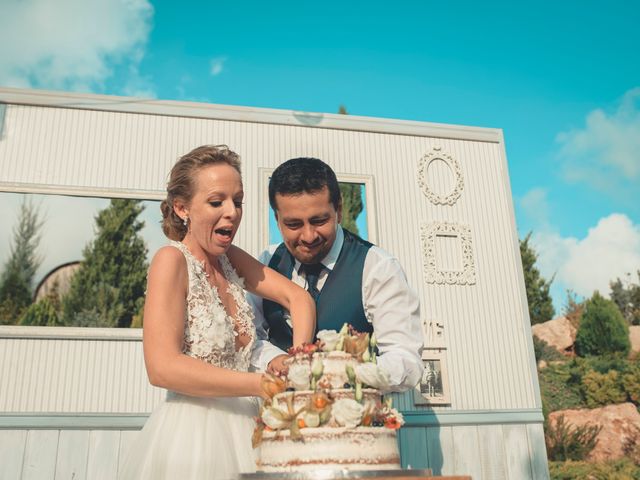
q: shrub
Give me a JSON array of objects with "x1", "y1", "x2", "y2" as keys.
[
  {"x1": 534, "y1": 336, "x2": 566, "y2": 363},
  {"x1": 575, "y1": 292, "x2": 630, "y2": 357},
  {"x1": 539, "y1": 362, "x2": 587, "y2": 415},
  {"x1": 545, "y1": 414, "x2": 601, "y2": 461},
  {"x1": 622, "y1": 363, "x2": 640, "y2": 405},
  {"x1": 549, "y1": 459, "x2": 640, "y2": 479},
  {"x1": 581, "y1": 370, "x2": 627, "y2": 408},
  {"x1": 578, "y1": 355, "x2": 631, "y2": 375}
]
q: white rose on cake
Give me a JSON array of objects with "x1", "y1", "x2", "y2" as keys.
[
  {"x1": 262, "y1": 406, "x2": 290, "y2": 430},
  {"x1": 287, "y1": 363, "x2": 311, "y2": 390},
  {"x1": 355, "y1": 363, "x2": 390, "y2": 390},
  {"x1": 301, "y1": 411, "x2": 321, "y2": 428},
  {"x1": 317, "y1": 329, "x2": 341, "y2": 351},
  {"x1": 332, "y1": 399, "x2": 365, "y2": 428}
]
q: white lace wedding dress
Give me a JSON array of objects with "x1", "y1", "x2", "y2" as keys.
[{"x1": 120, "y1": 241, "x2": 259, "y2": 480}]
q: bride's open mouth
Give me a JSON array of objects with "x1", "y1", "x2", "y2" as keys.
[{"x1": 214, "y1": 227, "x2": 234, "y2": 242}]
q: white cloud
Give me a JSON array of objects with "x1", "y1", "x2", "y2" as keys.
[
  {"x1": 531, "y1": 213, "x2": 640, "y2": 300},
  {"x1": 519, "y1": 187, "x2": 550, "y2": 231},
  {"x1": 0, "y1": 0, "x2": 154, "y2": 94},
  {"x1": 210, "y1": 57, "x2": 227, "y2": 76},
  {"x1": 556, "y1": 87, "x2": 640, "y2": 201}
]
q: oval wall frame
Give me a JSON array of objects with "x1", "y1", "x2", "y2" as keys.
[{"x1": 417, "y1": 147, "x2": 464, "y2": 206}]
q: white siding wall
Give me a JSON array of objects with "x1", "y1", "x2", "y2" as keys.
[
  {"x1": 0, "y1": 88, "x2": 547, "y2": 479},
  {"x1": 0, "y1": 91, "x2": 539, "y2": 413},
  {"x1": 0, "y1": 328, "x2": 164, "y2": 413}
]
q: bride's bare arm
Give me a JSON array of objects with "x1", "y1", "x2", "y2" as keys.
[
  {"x1": 227, "y1": 245, "x2": 316, "y2": 347},
  {"x1": 143, "y1": 246, "x2": 264, "y2": 397}
]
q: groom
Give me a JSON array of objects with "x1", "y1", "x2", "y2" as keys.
[{"x1": 250, "y1": 157, "x2": 423, "y2": 392}]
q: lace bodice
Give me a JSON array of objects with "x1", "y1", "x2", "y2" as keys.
[{"x1": 170, "y1": 241, "x2": 256, "y2": 372}]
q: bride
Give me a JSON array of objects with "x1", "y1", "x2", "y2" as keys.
[{"x1": 120, "y1": 145, "x2": 315, "y2": 479}]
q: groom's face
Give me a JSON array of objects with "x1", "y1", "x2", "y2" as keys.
[{"x1": 274, "y1": 186, "x2": 342, "y2": 265}]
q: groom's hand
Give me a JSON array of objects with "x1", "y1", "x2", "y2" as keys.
[{"x1": 266, "y1": 354, "x2": 290, "y2": 376}]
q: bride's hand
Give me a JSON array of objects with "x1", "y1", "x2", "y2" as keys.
[
  {"x1": 259, "y1": 372, "x2": 286, "y2": 400},
  {"x1": 266, "y1": 354, "x2": 290, "y2": 377}
]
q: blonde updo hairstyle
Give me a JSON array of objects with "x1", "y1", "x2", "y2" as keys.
[{"x1": 161, "y1": 145, "x2": 242, "y2": 241}]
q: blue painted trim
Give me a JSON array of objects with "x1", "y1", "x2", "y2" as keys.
[
  {"x1": 0, "y1": 413, "x2": 148, "y2": 430},
  {"x1": 401, "y1": 408, "x2": 544, "y2": 426},
  {"x1": 1, "y1": 409, "x2": 544, "y2": 430}
]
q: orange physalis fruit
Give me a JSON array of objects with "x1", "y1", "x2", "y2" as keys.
[
  {"x1": 384, "y1": 417, "x2": 401, "y2": 430},
  {"x1": 297, "y1": 418, "x2": 306, "y2": 428},
  {"x1": 261, "y1": 373, "x2": 286, "y2": 398}
]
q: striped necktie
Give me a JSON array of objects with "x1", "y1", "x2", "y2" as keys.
[{"x1": 300, "y1": 263, "x2": 324, "y2": 303}]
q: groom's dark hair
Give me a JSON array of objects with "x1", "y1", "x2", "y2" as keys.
[{"x1": 269, "y1": 157, "x2": 341, "y2": 212}]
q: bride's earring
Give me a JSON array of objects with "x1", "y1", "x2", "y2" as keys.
[{"x1": 182, "y1": 216, "x2": 188, "y2": 227}]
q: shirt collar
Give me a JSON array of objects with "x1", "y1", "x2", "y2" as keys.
[{"x1": 293, "y1": 225, "x2": 344, "y2": 273}]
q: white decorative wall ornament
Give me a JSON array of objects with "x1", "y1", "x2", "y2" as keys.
[
  {"x1": 417, "y1": 147, "x2": 464, "y2": 206},
  {"x1": 421, "y1": 222, "x2": 476, "y2": 285}
]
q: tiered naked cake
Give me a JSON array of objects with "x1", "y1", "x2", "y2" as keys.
[{"x1": 253, "y1": 325, "x2": 404, "y2": 472}]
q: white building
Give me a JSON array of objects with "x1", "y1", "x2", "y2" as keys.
[{"x1": 0, "y1": 87, "x2": 548, "y2": 479}]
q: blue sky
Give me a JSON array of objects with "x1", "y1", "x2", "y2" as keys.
[{"x1": 0, "y1": 0, "x2": 639, "y2": 314}]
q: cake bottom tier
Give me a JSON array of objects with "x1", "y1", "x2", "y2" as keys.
[{"x1": 257, "y1": 426, "x2": 400, "y2": 472}]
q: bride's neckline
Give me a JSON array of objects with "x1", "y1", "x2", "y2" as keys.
[{"x1": 176, "y1": 241, "x2": 224, "y2": 279}]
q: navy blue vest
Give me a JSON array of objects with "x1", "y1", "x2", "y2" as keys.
[{"x1": 263, "y1": 229, "x2": 373, "y2": 351}]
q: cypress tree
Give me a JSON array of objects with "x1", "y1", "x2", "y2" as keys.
[
  {"x1": 339, "y1": 183, "x2": 363, "y2": 237},
  {"x1": 520, "y1": 232, "x2": 555, "y2": 324},
  {"x1": 0, "y1": 198, "x2": 43, "y2": 324},
  {"x1": 62, "y1": 199, "x2": 148, "y2": 328}
]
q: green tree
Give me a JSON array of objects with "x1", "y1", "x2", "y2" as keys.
[
  {"x1": 339, "y1": 183, "x2": 363, "y2": 236},
  {"x1": 520, "y1": 232, "x2": 555, "y2": 324},
  {"x1": 575, "y1": 291, "x2": 630, "y2": 357},
  {"x1": 0, "y1": 198, "x2": 43, "y2": 324},
  {"x1": 336, "y1": 105, "x2": 364, "y2": 236},
  {"x1": 563, "y1": 290, "x2": 584, "y2": 330},
  {"x1": 19, "y1": 297, "x2": 62, "y2": 326},
  {"x1": 610, "y1": 271, "x2": 640, "y2": 325},
  {"x1": 62, "y1": 199, "x2": 148, "y2": 328}
]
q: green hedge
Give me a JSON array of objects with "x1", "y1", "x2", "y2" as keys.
[{"x1": 549, "y1": 459, "x2": 640, "y2": 480}]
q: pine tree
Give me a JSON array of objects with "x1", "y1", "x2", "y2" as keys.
[
  {"x1": 336, "y1": 105, "x2": 364, "y2": 236},
  {"x1": 0, "y1": 198, "x2": 43, "y2": 324},
  {"x1": 575, "y1": 291, "x2": 630, "y2": 357},
  {"x1": 610, "y1": 271, "x2": 640, "y2": 325},
  {"x1": 339, "y1": 183, "x2": 363, "y2": 237},
  {"x1": 62, "y1": 199, "x2": 148, "y2": 328},
  {"x1": 520, "y1": 232, "x2": 555, "y2": 324}
]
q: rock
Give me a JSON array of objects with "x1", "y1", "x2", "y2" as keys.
[
  {"x1": 549, "y1": 403, "x2": 640, "y2": 462},
  {"x1": 629, "y1": 326, "x2": 640, "y2": 354},
  {"x1": 532, "y1": 316, "x2": 576, "y2": 355}
]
